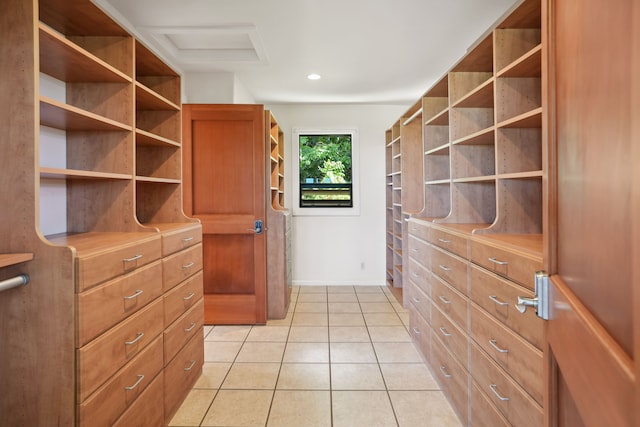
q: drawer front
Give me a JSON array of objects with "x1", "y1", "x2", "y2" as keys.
[
  {"x1": 77, "y1": 298, "x2": 164, "y2": 402},
  {"x1": 471, "y1": 343, "x2": 543, "y2": 427},
  {"x1": 164, "y1": 298, "x2": 205, "y2": 364},
  {"x1": 164, "y1": 328, "x2": 205, "y2": 421},
  {"x1": 470, "y1": 265, "x2": 543, "y2": 350},
  {"x1": 469, "y1": 239, "x2": 542, "y2": 290},
  {"x1": 429, "y1": 226, "x2": 467, "y2": 258},
  {"x1": 431, "y1": 304, "x2": 469, "y2": 369},
  {"x1": 77, "y1": 236, "x2": 162, "y2": 291},
  {"x1": 164, "y1": 271, "x2": 204, "y2": 327},
  {"x1": 407, "y1": 218, "x2": 430, "y2": 241},
  {"x1": 408, "y1": 234, "x2": 430, "y2": 270},
  {"x1": 431, "y1": 274, "x2": 468, "y2": 331},
  {"x1": 78, "y1": 336, "x2": 164, "y2": 427},
  {"x1": 431, "y1": 334, "x2": 469, "y2": 425},
  {"x1": 431, "y1": 246, "x2": 468, "y2": 296},
  {"x1": 470, "y1": 304, "x2": 543, "y2": 405},
  {"x1": 407, "y1": 258, "x2": 430, "y2": 296},
  {"x1": 408, "y1": 282, "x2": 431, "y2": 324},
  {"x1": 77, "y1": 261, "x2": 163, "y2": 347},
  {"x1": 408, "y1": 307, "x2": 430, "y2": 361},
  {"x1": 112, "y1": 371, "x2": 165, "y2": 427},
  {"x1": 161, "y1": 224, "x2": 203, "y2": 257},
  {"x1": 163, "y1": 243, "x2": 203, "y2": 292},
  {"x1": 470, "y1": 381, "x2": 510, "y2": 427}
]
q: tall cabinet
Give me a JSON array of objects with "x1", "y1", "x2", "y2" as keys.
[
  {"x1": 0, "y1": 0, "x2": 203, "y2": 425},
  {"x1": 386, "y1": 0, "x2": 545, "y2": 424}
]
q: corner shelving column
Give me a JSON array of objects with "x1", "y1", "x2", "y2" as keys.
[
  {"x1": 388, "y1": 121, "x2": 403, "y2": 294},
  {"x1": 384, "y1": 128, "x2": 395, "y2": 288}
]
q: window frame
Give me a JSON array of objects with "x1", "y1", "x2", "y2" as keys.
[{"x1": 292, "y1": 128, "x2": 360, "y2": 216}]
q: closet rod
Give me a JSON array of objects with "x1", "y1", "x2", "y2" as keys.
[{"x1": 0, "y1": 274, "x2": 29, "y2": 292}]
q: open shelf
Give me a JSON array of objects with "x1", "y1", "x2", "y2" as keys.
[
  {"x1": 40, "y1": 97, "x2": 132, "y2": 132},
  {"x1": 0, "y1": 253, "x2": 35, "y2": 268},
  {"x1": 40, "y1": 167, "x2": 132, "y2": 180}
]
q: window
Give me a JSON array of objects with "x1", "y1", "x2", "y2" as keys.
[{"x1": 292, "y1": 128, "x2": 359, "y2": 216}]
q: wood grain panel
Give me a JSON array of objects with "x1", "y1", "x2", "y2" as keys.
[{"x1": 202, "y1": 234, "x2": 255, "y2": 294}]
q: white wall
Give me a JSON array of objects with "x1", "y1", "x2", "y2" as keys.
[
  {"x1": 265, "y1": 104, "x2": 406, "y2": 286},
  {"x1": 183, "y1": 72, "x2": 256, "y2": 104}
]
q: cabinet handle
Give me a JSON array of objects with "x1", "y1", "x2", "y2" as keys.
[
  {"x1": 440, "y1": 366, "x2": 452, "y2": 378},
  {"x1": 123, "y1": 254, "x2": 143, "y2": 263},
  {"x1": 488, "y1": 295, "x2": 509, "y2": 306},
  {"x1": 412, "y1": 297, "x2": 421, "y2": 304},
  {"x1": 124, "y1": 374, "x2": 145, "y2": 391},
  {"x1": 439, "y1": 327, "x2": 452, "y2": 337},
  {"x1": 123, "y1": 289, "x2": 143, "y2": 300},
  {"x1": 184, "y1": 360, "x2": 197, "y2": 371},
  {"x1": 412, "y1": 327, "x2": 421, "y2": 334},
  {"x1": 411, "y1": 248, "x2": 419, "y2": 253},
  {"x1": 184, "y1": 322, "x2": 196, "y2": 332},
  {"x1": 182, "y1": 261, "x2": 195, "y2": 269},
  {"x1": 489, "y1": 384, "x2": 510, "y2": 401},
  {"x1": 125, "y1": 332, "x2": 145, "y2": 346},
  {"x1": 182, "y1": 237, "x2": 194, "y2": 244},
  {"x1": 438, "y1": 295, "x2": 452, "y2": 305},
  {"x1": 183, "y1": 292, "x2": 196, "y2": 301},
  {"x1": 438, "y1": 265, "x2": 451, "y2": 272},
  {"x1": 411, "y1": 272, "x2": 419, "y2": 278},
  {"x1": 488, "y1": 257, "x2": 509, "y2": 266},
  {"x1": 438, "y1": 238, "x2": 451, "y2": 244},
  {"x1": 489, "y1": 339, "x2": 509, "y2": 353}
]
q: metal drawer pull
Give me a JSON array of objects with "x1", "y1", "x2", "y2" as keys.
[
  {"x1": 183, "y1": 292, "x2": 196, "y2": 301},
  {"x1": 412, "y1": 272, "x2": 419, "y2": 278},
  {"x1": 488, "y1": 257, "x2": 509, "y2": 266},
  {"x1": 438, "y1": 265, "x2": 451, "y2": 271},
  {"x1": 124, "y1": 374, "x2": 145, "y2": 391},
  {"x1": 439, "y1": 327, "x2": 452, "y2": 337},
  {"x1": 438, "y1": 238, "x2": 451, "y2": 244},
  {"x1": 438, "y1": 295, "x2": 451, "y2": 305},
  {"x1": 489, "y1": 384, "x2": 510, "y2": 401},
  {"x1": 488, "y1": 295, "x2": 509, "y2": 306},
  {"x1": 182, "y1": 237, "x2": 194, "y2": 243},
  {"x1": 182, "y1": 262, "x2": 195, "y2": 269},
  {"x1": 411, "y1": 248, "x2": 419, "y2": 253},
  {"x1": 125, "y1": 332, "x2": 145, "y2": 346},
  {"x1": 440, "y1": 366, "x2": 452, "y2": 378},
  {"x1": 184, "y1": 322, "x2": 196, "y2": 332},
  {"x1": 123, "y1": 289, "x2": 143, "y2": 300},
  {"x1": 489, "y1": 339, "x2": 509, "y2": 353},
  {"x1": 412, "y1": 327, "x2": 421, "y2": 334},
  {"x1": 123, "y1": 254, "x2": 143, "y2": 263},
  {"x1": 184, "y1": 360, "x2": 197, "y2": 371},
  {"x1": 413, "y1": 297, "x2": 421, "y2": 304}
]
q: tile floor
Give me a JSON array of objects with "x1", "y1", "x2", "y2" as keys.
[{"x1": 169, "y1": 285, "x2": 462, "y2": 427}]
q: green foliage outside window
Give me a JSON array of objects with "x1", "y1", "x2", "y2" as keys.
[{"x1": 299, "y1": 134, "x2": 352, "y2": 184}]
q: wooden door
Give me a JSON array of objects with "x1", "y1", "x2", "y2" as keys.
[
  {"x1": 545, "y1": 0, "x2": 638, "y2": 425},
  {"x1": 182, "y1": 104, "x2": 267, "y2": 325}
]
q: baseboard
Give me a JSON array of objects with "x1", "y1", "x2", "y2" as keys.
[{"x1": 292, "y1": 280, "x2": 386, "y2": 287}]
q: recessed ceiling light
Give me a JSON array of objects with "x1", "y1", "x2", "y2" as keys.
[{"x1": 307, "y1": 73, "x2": 321, "y2": 80}]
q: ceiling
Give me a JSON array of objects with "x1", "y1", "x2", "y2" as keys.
[{"x1": 97, "y1": 0, "x2": 518, "y2": 105}]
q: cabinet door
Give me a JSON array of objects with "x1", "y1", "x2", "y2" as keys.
[
  {"x1": 546, "y1": 0, "x2": 638, "y2": 425},
  {"x1": 182, "y1": 104, "x2": 267, "y2": 324}
]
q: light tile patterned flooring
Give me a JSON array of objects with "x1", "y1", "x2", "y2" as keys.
[{"x1": 169, "y1": 285, "x2": 462, "y2": 427}]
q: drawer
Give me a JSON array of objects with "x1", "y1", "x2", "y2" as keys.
[
  {"x1": 112, "y1": 370, "x2": 165, "y2": 427},
  {"x1": 163, "y1": 243, "x2": 203, "y2": 292},
  {"x1": 470, "y1": 265, "x2": 543, "y2": 350},
  {"x1": 76, "y1": 235, "x2": 162, "y2": 291},
  {"x1": 77, "y1": 260, "x2": 163, "y2": 347},
  {"x1": 470, "y1": 380, "x2": 510, "y2": 427},
  {"x1": 408, "y1": 282, "x2": 430, "y2": 323},
  {"x1": 407, "y1": 218, "x2": 430, "y2": 241},
  {"x1": 164, "y1": 328, "x2": 205, "y2": 421},
  {"x1": 78, "y1": 336, "x2": 163, "y2": 427},
  {"x1": 470, "y1": 304, "x2": 543, "y2": 405},
  {"x1": 431, "y1": 245, "x2": 468, "y2": 296},
  {"x1": 408, "y1": 307, "x2": 430, "y2": 361},
  {"x1": 408, "y1": 234, "x2": 430, "y2": 269},
  {"x1": 431, "y1": 274, "x2": 468, "y2": 331},
  {"x1": 429, "y1": 225, "x2": 467, "y2": 258},
  {"x1": 470, "y1": 343, "x2": 543, "y2": 427},
  {"x1": 164, "y1": 298, "x2": 205, "y2": 364},
  {"x1": 407, "y1": 258, "x2": 430, "y2": 296},
  {"x1": 431, "y1": 334, "x2": 469, "y2": 425},
  {"x1": 161, "y1": 224, "x2": 203, "y2": 257},
  {"x1": 469, "y1": 238, "x2": 542, "y2": 290},
  {"x1": 77, "y1": 298, "x2": 164, "y2": 402},
  {"x1": 164, "y1": 270, "x2": 204, "y2": 327},
  {"x1": 431, "y1": 304, "x2": 469, "y2": 369}
]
